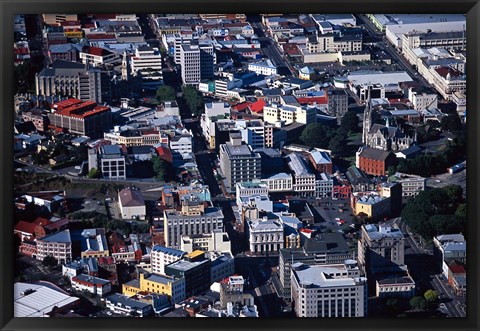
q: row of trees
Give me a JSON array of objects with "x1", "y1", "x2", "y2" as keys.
[
  {"x1": 299, "y1": 110, "x2": 360, "y2": 156},
  {"x1": 401, "y1": 185, "x2": 465, "y2": 240}
]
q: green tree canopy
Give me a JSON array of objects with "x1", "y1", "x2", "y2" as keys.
[
  {"x1": 440, "y1": 113, "x2": 463, "y2": 132},
  {"x1": 156, "y1": 85, "x2": 176, "y2": 103},
  {"x1": 409, "y1": 296, "x2": 427, "y2": 310},
  {"x1": 424, "y1": 289, "x2": 439, "y2": 303},
  {"x1": 182, "y1": 86, "x2": 205, "y2": 117},
  {"x1": 300, "y1": 123, "x2": 336, "y2": 149},
  {"x1": 42, "y1": 255, "x2": 58, "y2": 267},
  {"x1": 152, "y1": 155, "x2": 173, "y2": 182},
  {"x1": 87, "y1": 167, "x2": 101, "y2": 179},
  {"x1": 341, "y1": 111, "x2": 360, "y2": 133}
]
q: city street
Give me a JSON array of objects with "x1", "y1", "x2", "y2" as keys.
[{"x1": 395, "y1": 218, "x2": 466, "y2": 317}]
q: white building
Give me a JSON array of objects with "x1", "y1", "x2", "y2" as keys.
[
  {"x1": 347, "y1": 71, "x2": 413, "y2": 101},
  {"x1": 169, "y1": 133, "x2": 193, "y2": 155},
  {"x1": 315, "y1": 173, "x2": 333, "y2": 199},
  {"x1": 118, "y1": 187, "x2": 146, "y2": 220},
  {"x1": 200, "y1": 101, "x2": 231, "y2": 149},
  {"x1": 286, "y1": 153, "x2": 316, "y2": 197},
  {"x1": 236, "y1": 181, "x2": 269, "y2": 206},
  {"x1": 433, "y1": 234, "x2": 467, "y2": 278},
  {"x1": 79, "y1": 46, "x2": 120, "y2": 68},
  {"x1": 236, "y1": 119, "x2": 266, "y2": 150},
  {"x1": 261, "y1": 172, "x2": 294, "y2": 192},
  {"x1": 14, "y1": 282, "x2": 80, "y2": 317},
  {"x1": 105, "y1": 294, "x2": 154, "y2": 317},
  {"x1": 181, "y1": 230, "x2": 232, "y2": 254},
  {"x1": 71, "y1": 274, "x2": 112, "y2": 297},
  {"x1": 164, "y1": 201, "x2": 224, "y2": 249},
  {"x1": 263, "y1": 103, "x2": 316, "y2": 126},
  {"x1": 130, "y1": 45, "x2": 163, "y2": 90},
  {"x1": 151, "y1": 245, "x2": 187, "y2": 275},
  {"x1": 247, "y1": 217, "x2": 284, "y2": 254},
  {"x1": 248, "y1": 59, "x2": 277, "y2": 76},
  {"x1": 291, "y1": 261, "x2": 367, "y2": 317},
  {"x1": 389, "y1": 172, "x2": 426, "y2": 202},
  {"x1": 179, "y1": 42, "x2": 215, "y2": 85},
  {"x1": 92, "y1": 145, "x2": 126, "y2": 180}
]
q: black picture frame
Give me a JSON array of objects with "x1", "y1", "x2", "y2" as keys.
[{"x1": 1, "y1": 1, "x2": 479, "y2": 330}]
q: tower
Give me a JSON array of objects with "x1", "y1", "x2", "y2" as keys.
[
  {"x1": 121, "y1": 51, "x2": 131, "y2": 81},
  {"x1": 362, "y1": 85, "x2": 373, "y2": 145}
]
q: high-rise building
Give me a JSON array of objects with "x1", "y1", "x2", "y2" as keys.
[
  {"x1": 131, "y1": 45, "x2": 163, "y2": 90},
  {"x1": 291, "y1": 261, "x2": 367, "y2": 317},
  {"x1": 219, "y1": 133, "x2": 262, "y2": 191},
  {"x1": 179, "y1": 41, "x2": 215, "y2": 85}
]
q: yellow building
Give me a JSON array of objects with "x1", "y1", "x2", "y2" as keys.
[
  {"x1": 122, "y1": 272, "x2": 186, "y2": 304},
  {"x1": 353, "y1": 193, "x2": 390, "y2": 221}
]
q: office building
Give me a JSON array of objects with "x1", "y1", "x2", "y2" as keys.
[
  {"x1": 263, "y1": 103, "x2": 316, "y2": 126},
  {"x1": 219, "y1": 133, "x2": 262, "y2": 190},
  {"x1": 71, "y1": 275, "x2": 112, "y2": 297},
  {"x1": 181, "y1": 230, "x2": 231, "y2": 254},
  {"x1": 286, "y1": 153, "x2": 315, "y2": 197},
  {"x1": 291, "y1": 261, "x2": 367, "y2": 317},
  {"x1": 35, "y1": 229, "x2": 72, "y2": 264},
  {"x1": 131, "y1": 45, "x2": 163, "y2": 90},
  {"x1": 123, "y1": 272, "x2": 186, "y2": 304},
  {"x1": 105, "y1": 294, "x2": 154, "y2": 317},
  {"x1": 247, "y1": 217, "x2": 284, "y2": 254},
  {"x1": 278, "y1": 233, "x2": 352, "y2": 299},
  {"x1": 165, "y1": 251, "x2": 211, "y2": 298},
  {"x1": 95, "y1": 145, "x2": 126, "y2": 180},
  {"x1": 179, "y1": 42, "x2": 215, "y2": 85},
  {"x1": 151, "y1": 245, "x2": 187, "y2": 276},
  {"x1": 163, "y1": 197, "x2": 224, "y2": 248}
]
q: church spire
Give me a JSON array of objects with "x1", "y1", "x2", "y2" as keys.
[{"x1": 362, "y1": 84, "x2": 373, "y2": 145}]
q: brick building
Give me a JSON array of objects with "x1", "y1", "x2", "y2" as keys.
[{"x1": 356, "y1": 147, "x2": 396, "y2": 176}]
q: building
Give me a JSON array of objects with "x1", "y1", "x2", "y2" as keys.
[
  {"x1": 219, "y1": 133, "x2": 262, "y2": 190},
  {"x1": 130, "y1": 45, "x2": 163, "y2": 90},
  {"x1": 200, "y1": 102, "x2": 231, "y2": 149},
  {"x1": 278, "y1": 233, "x2": 352, "y2": 299},
  {"x1": 375, "y1": 275, "x2": 416, "y2": 298},
  {"x1": 236, "y1": 181, "x2": 269, "y2": 205},
  {"x1": 35, "y1": 60, "x2": 112, "y2": 103},
  {"x1": 79, "y1": 46, "x2": 120, "y2": 68},
  {"x1": 42, "y1": 14, "x2": 78, "y2": 26},
  {"x1": 433, "y1": 234, "x2": 466, "y2": 277},
  {"x1": 179, "y1": 42, "x2": 215, "y2": 85},
  {"x1": 263, "y1": 103, "x2": 316, "y2": 126},
  {"x1": 35, "y1": 229, "x2": 72, "y2": 264},
  {"x1": 181, "y1": 230, "x2": 231, "y2": 254},
  {"x1": 105, "y1": 293, "x2": 154, "y2": 317},
  {"x1": 72, "y1": 228, "x2": 109, "y2": 259},
  {"x1": 210, "y1": 251, "x2": 235, "y2": 284},
  {"x1": 163, "y1": 198, "x2": 224, "y2": 248},
  {"x1": 358, "y1": 224, "x2": 405, "y2": 274},
  {"x1": 236, "y1": 119, "x2": 266, "y2": 150},
  {"x1": 327, "y1": 89, "x2": 349, "y2": 119},
  {"x1": 71, "y1": 274, "x2": 112, "y2": 297},
  {"x1": 247, "y1": 217, "x2": 284, "y2": 254},
  {"x1": 362, "y1": 88, "x2": 416, "y2": 152},
  {"x1": 48, "y1": 44, "x2": 79, "y2": 62},
  {"x1": 14, "y1": 282, "x2": 80, "y2": 317},
  {"x1": 388, "y1": 172, "x2": 426, "y2": 202},
  {"x1": 378, "y1": 182, "x2": 402, "y2": 216},
  {"x1": 219, "y1": 275, "x2": 255, "y2": 309},
  {"x1": 345, "y1": 166, "x2": 375, "y2": 192},
  {"x1": 248, "y1": 59, "x2": 277, "y2": 76},
  {"x1": 308, "y1": 149, "x2": 333, "y2": 174},
  {"x1": 48, "y1": 98, "x2": 112, "y2": 139},
  {"x1": 123, "y1": 272, "x2": 186, "y2": 304},
  {"x1": 430, "y1": 66, "x2": 467, "y2": 100},
  {"x1": 286, "y1": 153, "x2": 316, "y2": 197},
  {"x1": 356, "y1": 147, "x2": 397, "y2": 177},
  {"x1": 169, "y1": 134, "x2": 193, "y2": 155},
  {"x1": 291, "y1": 261, "x2": 367, "y2": 317},
  {"x1": 151, "y1": 245, "x2": 187, "y2": 276},
  {"x1": 22, "y1": 109, "x2": 50, "y2": 132},
  {"x1": 315, "y1": 173, "x2": 334, "y2": 199},
  {"x1": 104, "y1": 128, "x2": 161, "y2": 147},
  {"x1": 165, "y1": 251, "x2": 211, "y2": 298},
  {"x1": 92, "y1": 145, "x2": 126, "y2": 180},
  {"x1": 118, "y1": 187, "x2": 146, "y2": 220},
  {"x1": 261, "y1": 172, "x2": 294, "y2": 193},
  {"x1": 351, "y1": 192, "x2": 391, "y2": 221}
]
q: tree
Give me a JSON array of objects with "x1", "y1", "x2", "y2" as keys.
[
  {"x1": 440, "y1": 113, "x2": 463, "y2": 132},
  {"x1": 156, "y1": 85, "x2": 176, "y2": 103},
  {"x1": 424, "y1": 289, "x2": 439, "y2": 304},
  {"x1": 300, "y1": 123, "x2": 335, "y2": 149},
  {"x1": 329, "y1": 134, "x2": 347, "y2": 156},
  {"x1": 42, "y1": 255, "x2": 58, "y2": 268},
  {"x1": 182, "y1": 86, "x2": 205, "y2": 117},
  {"x1": 341, "y1": 111, "x2": 360, "y2": 133},
  {"x1": 384, "y1": 297, "x2": 399, "y2": 313},
  {"x1": 87, "y1": 167, "x2": 101, "y2": 179},
  {"x1": 152, "y1": 155, "x2": 172, "y2": 181},
  {"x1": 409, "y1": 296, "x2": 427, "y2": 310}
]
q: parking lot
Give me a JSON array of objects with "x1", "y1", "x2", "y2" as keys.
[{"x1": 310, "y1": 198, "x2": 357, "y2": 233}]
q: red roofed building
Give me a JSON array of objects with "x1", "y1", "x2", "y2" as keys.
[
  {"x1": 79, "y1": 46, "x2": 119, "y2": 67},
  {"x1": 248, "y1": 99, "x2": 266, "y2": 114},
  {"x1": 282, "y1": 43, "x2": 302, "y2": 59},
  {"x1": 296, "y1": 95, "x2": 328, "y2": 106},
  {"x1": 155, "y1": 144, "x2": 173, "y2": 163},
  {"x1": 48, "y1": 99, "x2": 112, "y2": 138},
  {"x1": 232, "y1": 102, "x2": 252, "y2": 112}
]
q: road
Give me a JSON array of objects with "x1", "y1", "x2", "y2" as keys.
[
  {"x1": 247, "y1": 15, "x2": 293, "y2": 76},
  {"x1": 395, "y1": 218, "x2": 466, "y2": 317},
  {"x1": 357, "y1": 14, "x2": 434, "y2": 89}
]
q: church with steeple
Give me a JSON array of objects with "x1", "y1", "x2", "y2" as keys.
[{"x1": 362, "y1": 86, "x2": 416, "y2": 152}]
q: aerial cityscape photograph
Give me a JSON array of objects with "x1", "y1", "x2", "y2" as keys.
[{"x1": 12, "y1": 13, "x2": 467, "y2": 318}]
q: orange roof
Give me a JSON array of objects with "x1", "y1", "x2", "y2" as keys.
[
  {"x1": 14, "y1": 221, "x2": 37, "y2": 234},
  {"x1": 232, "y1": 102, "x2": 252, "y2": 112},
  {"x1": 32, "y1": 217, "x2": 53, "y2": 226},
  {"x1": 296, "y1": 96, "x2": 328, "y2": 105},
  {"x1": 55, "y1": 99, "x2": 110, "y2": 119}
]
